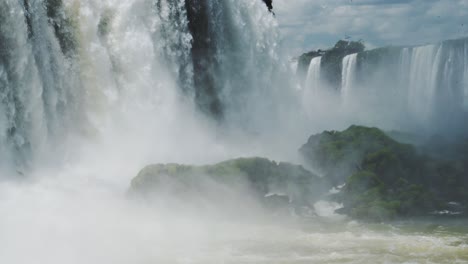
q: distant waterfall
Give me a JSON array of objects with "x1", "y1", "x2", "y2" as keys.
[
  {"x1": 305, "y1": 57, "x2": 322, "y2": 94},
  {"x1": 465, "y1": 41, "x2": 468, "y2": 109},
  {"x1": 407, "y1": 45, "x2": 441, "y2": 122},
  {"x1": 406, "y1": 39, "x2": 468, "y2": 127},
  {"x1": 303, "y1": 38, "x2": 468, "y2": 132},
  {"x1": 341, "y1": 53, "x2": 357, "y2": 105},
  {"x1": 0, "y1": 0, "x2": 281, "y2": 172}
]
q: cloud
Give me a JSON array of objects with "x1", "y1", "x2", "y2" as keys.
[{"x1": 274, "y1": 0, "x2": 468, "y2": 55}]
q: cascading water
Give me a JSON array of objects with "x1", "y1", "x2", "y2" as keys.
[
  {"x1": 0, "y1": 0, "x2": 284, "y2": 174},
  {"x1": 407, "y1": 45, "x2": 441, "y2": 123},
  {"x1": 303, "y1": 38, "x2": 468, "y2": 132},
  {"x1": 0, "y1": 2, "x2": 467, "y2": 264},
  {"x1": 304, "y1": 56, "x2": 321, "y2": 95},
  {"x1": 465, "y1": 41, "x2": 468, "y2": 109},
  {"x1": 0, "y1": 0, "x2": 51, "y2": 170},
  {"x1": 341, "y1": 53, "x2": 357, "y2": 105},
  {"x1": 406, "y1": 39, "x2": 468, "y2": 130}
]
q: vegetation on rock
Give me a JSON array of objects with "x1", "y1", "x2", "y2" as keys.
[
  {"x1": 130, "y1": 157, "x2": 327, "y2": 211},
  {"x1": 300, "y1": 125, "x2": 468, "y2": 221}
]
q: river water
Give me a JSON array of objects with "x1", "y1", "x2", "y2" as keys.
[{"x1": 1, "y1": 172, "x2": 466, "y2": 264}]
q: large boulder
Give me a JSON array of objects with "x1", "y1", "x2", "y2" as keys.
[
  {"x1": 130, "y1": 157, "x2": 327, "y2": 213},
  {"x1": 300, "y1": 125, "x2": 468, "y2": 221}
]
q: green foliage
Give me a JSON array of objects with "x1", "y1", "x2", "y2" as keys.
[
  {"x1": 333, "y1": 40, "x2": 365, "y2": 52},
  {"x1": 300, "y1": 125, "x2": 414, "y2": 185},
  {"x1": 130, "y1": 157, "x2": 327, "y2": 207},
  {"x1": 300, "y1": 125, "x2": 467, "y2": 221}
]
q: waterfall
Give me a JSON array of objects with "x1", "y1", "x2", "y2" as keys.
[
  {"x1": 302, "y1": 38, "x2": 468, "y2": 131},
  {"x1": 407, "y1": 39, "x2": 468, "y2": 127},
  {"x1": 407, "y1": 45, "x2": 441, "y2": 123},
  {"x1": 341, "y1": 53, "x2": 357, "y2": 105},
  {"x1": 0, "y1": 0, "x2": 281, "y2": 173},
  {"x1": 304, "y1": 57, "x2": 321, "y2": 94},
  {"x1": 398, "y1": 48, "x2": 412, "y2": 95},
  {"x1": 465, "y1": 41, "x2": 468, "y2": 108},
  {"x1": 185, "y1": 0, "x2": 281, "y2": 120},
  {"x1": 0, "y1": 0, "x2": 49, "y2": 169}
]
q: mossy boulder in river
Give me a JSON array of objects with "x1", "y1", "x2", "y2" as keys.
[
  {"x1": 299, "y1": 125, "x2": 417, "y2": 186},
  {"x1": 130, "y1": 157, "x2": 328, "y2": 213},
  {"x1": 300, "y1": 125, "x2": 467, "y2": 221}
]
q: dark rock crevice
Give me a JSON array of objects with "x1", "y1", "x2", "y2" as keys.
[
  {"x1": 262, "y1": 0, "x2": 273, "y2": 12},
  {"x1": 184, "y1": 0, "x2": 223, "y2": 119},
  {"x1": 184, "y1": 0, "x2": 274, "y2": 119}
]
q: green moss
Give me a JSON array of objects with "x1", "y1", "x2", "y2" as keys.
[
  {"x1": 300, "y1": 125, "x2": 414, "y2": 185},
  {"x1": 300, "y1": 125, "x2": 467, "y2": 221},
  {"x1": 130, "y1": 157, "x2": 327, "y2": 207}
]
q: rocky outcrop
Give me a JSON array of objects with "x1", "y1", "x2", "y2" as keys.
[
  {"x1": 130, "y1": 157, "x2": 327, "y2": 213},
  {"x1": 262, "y1": 0, "x2": 273, "y2": 12},
  {"x1": 300, "y1": 125, "x2": 468, "y2": 221},
  {"x1": 43, "y1": 0, "x2": 78, "y2": 57}
]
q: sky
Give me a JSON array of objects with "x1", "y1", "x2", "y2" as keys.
[{"x1": 274, "y1": 0, "x2": 468, "y2": 55}]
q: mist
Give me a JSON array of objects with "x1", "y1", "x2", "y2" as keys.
[
  {"x1": 300, "y1": 40, "x2": 468, "y2": 139},
  {"x1": 1, "y1": 0, "x2": 467, "y2": 263},
  {"x1": 0, "y1": 1, "x2": 312, "y2": 263}
]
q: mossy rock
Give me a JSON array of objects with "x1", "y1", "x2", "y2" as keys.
[
  {"x1": 130, "y1": 157, "x2": 328, "y2": 209},
  {"x1": 300, "y1": 125, "x2": 415, "y2": 185},
  {"x1": 300, "y1": 125, "x2": 467, "y2": 221}
]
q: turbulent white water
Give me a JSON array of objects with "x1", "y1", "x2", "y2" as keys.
[
  {"x1": 0, "y1": 1, "x2": 307, "y2": 263},
  {"x1": 0, "y1": 0, "x2": 296, "y2": 173}
]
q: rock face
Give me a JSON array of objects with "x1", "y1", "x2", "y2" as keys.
[
  {"x1": 262, "y1": 0, "x2": 273, "y2": 11},
  {"x1": 130, "y1": 157, "x2": 327, "y2": 212},
  {"x1": 300, "y1": 125, "x2": 468, "y2": 221},
  {"x1": 43, "y1": 0, "x2": 78, "y2": 57}
]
